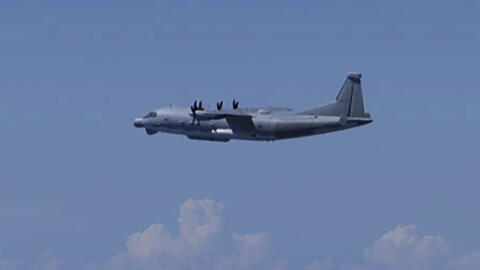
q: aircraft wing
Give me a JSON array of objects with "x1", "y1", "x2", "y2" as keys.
[
  {"x1": 224, "y1": 114, "x2": 256, "y2": 135},
  {"x1": 193, "y1": 106, "x2": 289, "y2": 134},
  {"x1": 194, "y1": 110, "x2": 256, "y2": 134},
  {"x1": 194, "y1": 109, "x2": 249, "y2": 120},
  {"x1": 256, "y1": 107, "x2": 292, "y2": 114},
  {"x1": 195, "y1": 107, "x2": 291, "y2": 119}
]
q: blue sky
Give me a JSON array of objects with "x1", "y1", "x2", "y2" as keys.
[{"x1": 1, "y1": 1, "x2": 479, "y2": 269}]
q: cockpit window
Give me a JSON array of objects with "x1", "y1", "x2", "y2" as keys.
[{"x1": 143, "y1": 111, "x2": 157, "y2": 118}]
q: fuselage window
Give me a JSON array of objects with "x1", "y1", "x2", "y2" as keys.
[{"x1": 144, "y1": 111, "x2": 157, "y2": 118}]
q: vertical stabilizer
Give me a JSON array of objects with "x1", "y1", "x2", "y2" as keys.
[
  {"x1": 298, "y1": 73, "x2": 371, "y2": 118},
  {"x1": 338, "y1": 73, "x2": 370, "y2": 118}
]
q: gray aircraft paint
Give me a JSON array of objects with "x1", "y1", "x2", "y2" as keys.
[{"x1": 133, "y1": 73, "x2": 373, "y2": 142}]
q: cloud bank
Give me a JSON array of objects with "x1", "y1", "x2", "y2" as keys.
[
  {"x1": 1, "y1": 198, "x2": 480, "y2": 270},
  {"x1": 362, "y1": 225, "x2": 450, "y2": 270},
  {"x1": 88, "y1": 198, "x2": 286, "y2": 270}
]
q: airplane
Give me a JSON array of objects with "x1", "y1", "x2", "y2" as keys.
[{"x1": 133, "y1": 73, "x2": 372, "y2": 142}]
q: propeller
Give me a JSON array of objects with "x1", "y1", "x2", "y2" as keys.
[
  {"x1": 233, "y1": 99, "x2": 239, "y2": 109},
  {"x1": 216, "y1": 100, "x2": 223, "y2": 110},
  {"x1": 190, "y1": 100, "x2": 198, "y2": 125},
  {"x1": 191, "y1": 100, "x2": 198, "y2": 111},
  {"x1": 190, "y1": 100, "x2": 204, "y2": 125}
]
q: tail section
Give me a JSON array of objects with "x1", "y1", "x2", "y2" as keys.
[
  {"x1": 336, "y1": 73, "x2": 370, "y2": 118},
  {"x1": 298, "y1": 73, "x2": 371, "y2": 118}
]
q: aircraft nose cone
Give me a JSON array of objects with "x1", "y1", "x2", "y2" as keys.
[{"x1": 133, "y1": 118, "x2": 144, "y2": 128}]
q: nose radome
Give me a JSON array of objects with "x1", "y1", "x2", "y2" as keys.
[{"x1": 133, "y1": 118, "x2": 144, "y2": 128}]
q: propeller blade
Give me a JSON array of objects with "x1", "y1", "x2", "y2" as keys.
[
  {"x1": 217, "y1": 100, "x2": 223, "y2": 110},
  {"x1": 233, "y1": 99, "x2": 239, "y2": 109},
  {"x1": 191, "y1": 100, "x2": 200, "y2": 125}
]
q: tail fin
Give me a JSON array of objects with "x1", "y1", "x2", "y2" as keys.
[
  {"x1": 298, "y1": 73, "x2": 371, "y2": 118},
  {"x1": 336, "y1": 73, "x2": 370, "y2": 118}
]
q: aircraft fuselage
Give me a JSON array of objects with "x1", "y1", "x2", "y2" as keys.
[
  {"x1": 133, "y1": 73, "x2": 373, "y2": 142},
  {"x1": 134, "y1": 107, "x2": 371, "y2": 142}
]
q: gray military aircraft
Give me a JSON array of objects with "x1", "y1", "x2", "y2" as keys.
[{"x1": 133, "y1": 73, "x2": 372, "y2": 142}]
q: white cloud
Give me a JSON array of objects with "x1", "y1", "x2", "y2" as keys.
[
  {"x1": 219, "y1": 233, "x2": 287, "y2": 270},
  {"x1": 349, "y1": 224, "x2": 480, "y2": 270},
  {"x1": 363, "y1": 225, "x2": 449, "y2": 270},
  {"x1": 120, "y1": 198, "x2": 224, "y2": 262},
  {"x1": 2, "y1": 199, "x2": 480, "y2": 270},
  {"x1": 455, "y1": 251, "x2": 480, "y2": 270},
  {"x1": 92, "y1": 198, "x2": 285, "y2": 270}
]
